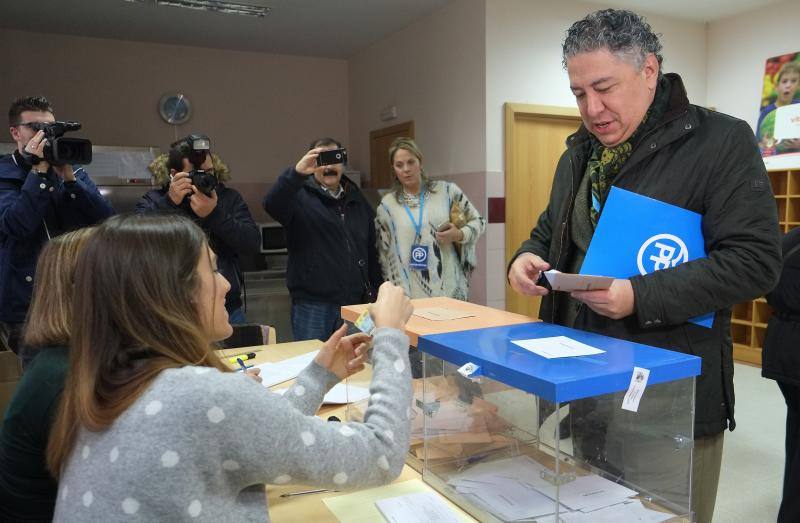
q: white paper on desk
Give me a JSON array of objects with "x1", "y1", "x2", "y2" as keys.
[
  {"x1": 272, "y1": 383, "x2": 370, "y2": 405},
  {"x1": 413, "y1": 307, "x2": 476, "y2": 321},
  {"x1": 511, "y1": 336, "x2": 605, "y2": 359},
  {"x1": 544, "y1": 270, "x2": 614, "y2": 292},
  {"x1": 375, "y1": 491, "x2": 463, "y2": 523},
  {"x1": 254, "y1": 350, "x2": 318, "y2": 388}
]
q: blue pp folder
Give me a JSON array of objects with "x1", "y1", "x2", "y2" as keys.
[{"x1": 580, "y1": 187, "x2": 714, "y2": 328}]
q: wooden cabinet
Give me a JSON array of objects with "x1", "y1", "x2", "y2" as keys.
[{"x1": 732, "y1": 168, "x2": 799, "y2": 365}]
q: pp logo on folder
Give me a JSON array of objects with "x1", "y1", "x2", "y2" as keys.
[
  {"x1": 581, "y1": 187, "x2": 714, "y2": 328},
  {"x1": 637, "y1": 233, "x2": 689, "y2": 274}
]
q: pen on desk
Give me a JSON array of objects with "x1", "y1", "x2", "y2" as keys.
[
  {"x1": 279, "y1": 488, "x2": 336, "y2": 498},
  {"x1": 228, "y1": 352, "x2": 257, "y2": 364},
  {"x1": 236, "y1": 358, "x2": 253, "y2": 372}
]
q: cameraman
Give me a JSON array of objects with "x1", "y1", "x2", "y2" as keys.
[
  {"x1": 263, "y1": 138, "x2": 382, "y2": 341},
  {"x1": 136, "y1": 135, "x2": 259, "y2": 324},
  {"x1": 0, "y1": 96, "x2": 114, "y2": 356}
]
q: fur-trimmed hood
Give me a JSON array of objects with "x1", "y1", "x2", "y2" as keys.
[{"x1": 147, "y1": 152, "x2": 232, "y2": 186}]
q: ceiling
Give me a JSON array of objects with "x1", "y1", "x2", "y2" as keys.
[
  {"x1": 0, "y1": 0, "x2": 451, "y2": 59},
  {"x1": 0, "y1": 0, "x2": 784, "y2": 59},
  {"x1": 582, "y1": 0, "x2": 785, "y2": 22}
]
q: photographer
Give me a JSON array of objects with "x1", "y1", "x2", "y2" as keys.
[
  {"x1": 263, "y1": 138, "x2": 382, "y2": 341},
  {"x1": 136, "y1": 135, "x2": 259, "y2": 324},
  {"x1": 0, "y1": 96, "x2": 114, "y2": 356}
]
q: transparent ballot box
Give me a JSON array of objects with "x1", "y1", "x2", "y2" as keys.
[{"x1": 416, "y1": 322, "x2": 700, "y2": 523}]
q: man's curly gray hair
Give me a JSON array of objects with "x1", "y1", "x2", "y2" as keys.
[{"x1": 562, "y1": 9, "x2": 663, "y2": 71}]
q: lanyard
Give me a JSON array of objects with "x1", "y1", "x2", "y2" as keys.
[{"x1": 403, "y1": 191, "x2": 425, "y2": 240}]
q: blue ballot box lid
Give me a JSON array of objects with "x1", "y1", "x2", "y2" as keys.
[{"x1": 418, "y1": 322, "x2": 701, "y2": 403}]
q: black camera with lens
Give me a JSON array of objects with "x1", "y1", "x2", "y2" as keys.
[
  {"x1": 30, "y1": 121, "x2": 92, "y2": 166},
  {"x1": 168, "y1": 134, "x2": 218, "y2": 196}
]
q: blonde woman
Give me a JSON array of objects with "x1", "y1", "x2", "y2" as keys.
[
  {"x1": 376, "y1": 138, "x2": 485, "y2": 300},
  {"x1": 0, "y1": 228, "x2": 95, "y2": 521}
]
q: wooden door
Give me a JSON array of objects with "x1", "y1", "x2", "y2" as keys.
[
  {"x1": 369, "y1": 121, "x2": 414, "y2": 189},
  {"x1": 504, "y1": 103, "x2": 581, "y2": 318}
]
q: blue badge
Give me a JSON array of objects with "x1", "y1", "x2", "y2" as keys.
[{"x1": 409, "y1": 244, "x2": 428, "y2": 270}]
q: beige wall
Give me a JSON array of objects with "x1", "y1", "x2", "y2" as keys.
[
  {"x1": 0, "y1": 28, "x2": 348, "y2": 192},
  {"x1": 347, "y1": 0, "x2": 486, "y2": 179},
  {"x1": 707, "y1": 0, "x2": 800, "y2": 132}
]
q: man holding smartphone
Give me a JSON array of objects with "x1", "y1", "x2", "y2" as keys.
[{"x1": 263, "y1": 138, "x2": 381, "y2": 341}]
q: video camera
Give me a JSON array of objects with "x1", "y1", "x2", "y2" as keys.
[
  {"x1": 169, "y1": 134, "x2": 217, "y2": 196},
  {"x1": 30, "y1": 121, "x2": 92, "y2": 166}
]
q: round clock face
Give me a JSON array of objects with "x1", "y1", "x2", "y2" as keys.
[{"x1": 158, "y1": 93, "x2": 192, "y2": 125}]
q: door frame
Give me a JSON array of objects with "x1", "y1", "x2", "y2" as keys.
[
  {"x1": 369, "y1": 121, "x2": 415, "y2": 189},
  {"x1": 503, "y1": 103, "x2": 581, "y2": 315}
]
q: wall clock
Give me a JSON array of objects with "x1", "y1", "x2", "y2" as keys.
[{"x1": 158, "y1": 93, "x2": 192, "y2": 125}]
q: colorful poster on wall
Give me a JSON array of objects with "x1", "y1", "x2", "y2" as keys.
[{"x1": 758, "y1": 52, "x2": 800, "y2": 169}]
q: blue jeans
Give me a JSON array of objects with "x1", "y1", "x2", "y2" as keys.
[{"x1": 291, "y1": 300, "x2": 342, "y2": 341}]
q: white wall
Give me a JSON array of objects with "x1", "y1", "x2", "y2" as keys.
[
  {"x1": 347, "y1": 0, "x2": 486, "y2": 179},
  {"x1": 707, "y1": 0, "x2": 800, "y2": 132},
  {"x1": 485, "y1": 0, "x2": 709, "y2": 172}
]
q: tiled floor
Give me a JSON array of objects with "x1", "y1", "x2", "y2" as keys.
[{"x1": 713, "y1": 363, "x2": 784, "y2": 522}]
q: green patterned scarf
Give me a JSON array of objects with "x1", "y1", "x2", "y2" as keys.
[{"x1": 587, "y1": 75, "x2": 671, "y2": 226}]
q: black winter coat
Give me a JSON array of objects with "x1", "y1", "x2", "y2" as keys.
[
  {"x1": 762, "y1": 228, "x2": 800, "y2": 386},
  {"x1": 135, "y1": 183, "x2": 260, "y2": 313},
  {"x1": 0, "y1": 153, "x2": 114, "y2": 322},
  {"x1": 511, "y1": 73, "x2": 782, "y2": 437},
  {"x1": 263, "y1": 169, "x2": 381, "y2": 306}
]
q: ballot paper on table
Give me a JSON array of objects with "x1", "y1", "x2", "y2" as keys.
[
  {"x1": 413, "y1": 307, "x2": 477, "y2": 321},
  {"x1": 543, "y1": 270, "x2": 614, "y2": 292},
  {"x1": 375, "y1": 491, "x2": 463, "y2": 523},
  {"x1": 272, "y1": 383, "x2": 370, "y2": 405},
  {"x1": 511, "y1": 336, "x2": 605, "y2": 359},
  {"x1": 253, "y1": 350, "x2": 318, "y2": 388}
]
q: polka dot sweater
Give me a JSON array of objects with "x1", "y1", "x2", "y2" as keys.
[{"x1": 53, "y1": 328, "x2": 412, "y2": 522}]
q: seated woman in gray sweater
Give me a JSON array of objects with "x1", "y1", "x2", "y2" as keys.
[{"x1": 47, "y1": 214, "x2": 413, "y2": 522}]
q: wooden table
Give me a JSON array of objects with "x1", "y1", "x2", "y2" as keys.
[
  {"x1": 215, "y1": 340, "x2": 477, "y2": 523},
  {"x1": 341, "y1": 296, "x2": 536, "y2": 346}
]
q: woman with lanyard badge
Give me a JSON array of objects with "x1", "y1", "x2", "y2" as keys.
[{"x1": 375, "y1": 138, "x2": 485, "y2": 301}]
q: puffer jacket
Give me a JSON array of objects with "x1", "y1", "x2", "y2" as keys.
[{"x1": 135, "y1": 183, "x2": 260, "y2": 313}]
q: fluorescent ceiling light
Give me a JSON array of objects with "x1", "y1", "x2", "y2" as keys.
[{"x1": 124, "y1": 0, "x2": 270, "y2": 18}]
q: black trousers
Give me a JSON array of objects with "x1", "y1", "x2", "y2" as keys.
[{"x1": 779, "y1": 382, "x2": 800, "y2": 523}]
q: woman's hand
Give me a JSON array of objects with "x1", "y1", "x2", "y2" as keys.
[
  {"x1": 435, "y1": 223, "x2": 464, "y2": 244},
  {"x1": 315, "y1": 324, "x2": 371, "y2": 380},
  {"x1": 369, "y1": 281, "x2": 413, "y2": 330},
  {"x1": 244, "y1": 367, "x2": 262, "y2": 384}
]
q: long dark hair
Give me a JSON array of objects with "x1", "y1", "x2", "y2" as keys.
[{"x1": 47, "y1": 214, "x2": 230, "y2": 476}]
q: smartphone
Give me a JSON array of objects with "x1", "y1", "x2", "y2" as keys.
[
  {"x1": 436, "y1": 221, "x2": 451, "y2": 232},
  {"x1": 316, "y1": 148, "x2": 348, "y2": 167}
]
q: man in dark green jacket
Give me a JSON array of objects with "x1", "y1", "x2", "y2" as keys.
[{"x1": 507, "y1": 9, "x2": 781, "y2": 523}]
